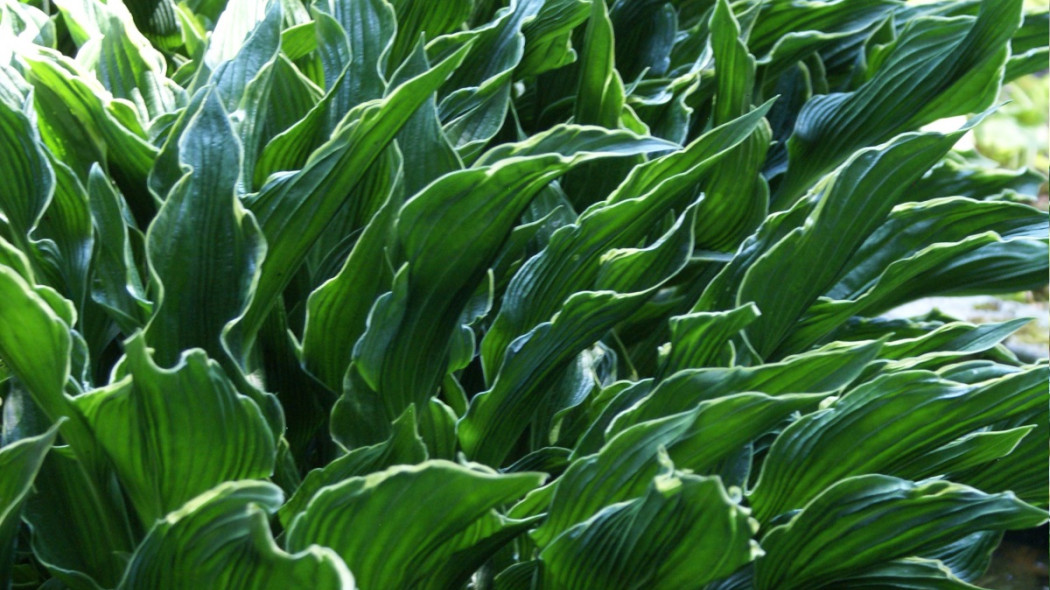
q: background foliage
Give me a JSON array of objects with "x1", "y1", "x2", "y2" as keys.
[{"x1": 0, "y1": 0, "x2": 1047, "y2": 588}]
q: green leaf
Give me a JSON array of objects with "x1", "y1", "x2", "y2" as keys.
[
  {"x1": 285, "y1": 461, "x2": 543, "y2": 590},
  {"x1": 660, "y1": 303, "x2": 761, "y2": 374},
  {"x1": 145, "y1": 90, "x2": 265, "y2": 367},
  {"x1": 391, "y1": 41, "x2": 462, "y2": 196},
  {"x1": 754, "y1": 475, "x2": 1049, "y2": 590},
  {"x1": 822, "y1": 557, "x2": 985, "y2": 590},
  {"x1": 574, "y1": 0, "x2": 622, "y2": 129},
  {"x1": 232, "y1": 41, "x2": 473, "y2": 360},
  {"x1": 749, "y1": 0, "x2": 898, "y2": 78},
  {"x1": 87, "y1": 164, "x2": 149, "y2": 333},
  {"x1": 336, "y1": 125, "x2": 677, "y2": 442},
  {"x1": 386, "y1": 0, "x2": 472, "y2": 71},
  {"x1": 74, "y1": 333, "x2": 276, "y2": 527},
  {"x1": 539, "y1": 468, "x2": 761, "y2": 589},
  {"x1": 481, "y1": 102, "x2": 773, "y2": 376},
  {"x1": 828, "y1": 197, "x2": 1047, "y2": 301},
  {"x1": 461, "y1": 200, "x2": 698, "y2": 466},
  {"x1": 727, "y1": 129, "x2": 967, "y2": 359},
  {"x1": 535, "y1": 392, "x2": 820, "y2": 548},
  {"x1": 89, "y1": 7, "x2": 182, "y2": 121},
  {"x1": 300, "y1": 190, "x2": 398, "y2": 392},
  {"x1": 25, "y1": 51, "x2": 159, "y2": 203},
  {"x1": 588, "y1": 339, "x2": 882, "y2": 451},
  {"x1": 0, "y1": 96, "x2": 53, "y2": 248},
  {"x1": 748, "y1": 366, "x2": 1048, "y2": 522},
  {"x1": 0, "y1": 266, "x2": 107, "y2": 474},
  {"x1": 23, "y1": 446, "x2": 134, "y2": 588},
  {"x1": 779, "y1": 232, "x2": 1048, "y2": 355},
  {"x1": 120, "y1": 481, "x2": 353, "y2": 589},
  {"x1": 0, "y1": 423, "x2": 58, "y2": 585},
  {"x1": 693, "y1": 0, "x2": 770, "y2": 252},
  {"x1": 774, "y1": 0, "x2": 1024, "y2": 204},
  {"x1": 610, "y1": 0, "x2": 676, "y2": 81},
  {"x1": 278, "y1": 405, "x2": 426, "y2": 528},
  {"x1": 518, "y1": 0, "x2": 589, "y2": 78}
]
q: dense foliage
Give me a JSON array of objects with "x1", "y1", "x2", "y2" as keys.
[{"x1": 0, "y1": 0, "x2": 1047, "y2": 587}]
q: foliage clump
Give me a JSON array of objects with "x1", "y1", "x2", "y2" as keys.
[{"x1": 0, "y1": 0, "x2": 1046, "y2": 588}]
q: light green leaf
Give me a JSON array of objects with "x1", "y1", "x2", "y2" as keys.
[
  {"x1": 539, "y1": 469, "x2": 761, "y2": 589},
  {"x1": 285, "y1": 461, "x2": 543, "y2": 590},
  {"x1": 120, "y1": 481, "x2": 353, "y2": 589},
  {"x1": 754, "y1": 475, "x2": 1049, "y2": 590},
  {"x1": 74, "y1": 333, "x2": 276, "y2": 527},
  {"x1": 535, "y1": 392, "x2": 820, "y2": 548}
]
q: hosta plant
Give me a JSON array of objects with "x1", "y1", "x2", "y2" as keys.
[{"x1": 0, "y1": 0, "x2": 1047, "y2": 588}]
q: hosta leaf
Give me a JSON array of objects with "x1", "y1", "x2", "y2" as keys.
[
  {"x1": 120, "y1": 481, "x2": 353, "y2": 589},
  {"x1": 534, "y1": 392, "x2": 820, "y2": 549},
  {"x1": 774, "y1": 0, "x2": 1023, "y2": 204},
  {"x1": 23, "y1": 446, "x2": 134, "y2": 589},
  {"x1": 85, "y1": 4, "x2": 181, "y2": 121},
  {"x1": 204, "y1": 0, "x2": 282, "y2": 188},
  {"x1": 300, "y1": 190, "x2": 397, "y2": 392},
  {"x1": 730, "y1": 128, "x2": 969, "y2": 359},
  {"x1": 1006, "y1": 10, "x2": 1050, "y2": 80},
  {"x1": 592, "y1": 339, "x2": 882, "y2": 449},
  {"x1": 893, "y1": 426, "x2": 1033, "y2": 483},
  {"x1": 574, "y1": 0, "x2": 621, "y2": 129},
  {"x1": 822, "y1": 557, "x2": 985, "y2": 590},
  {"x1": 262, "y1": 56, "x2": 320, "y2": 140},
  {"x1": 87, "y1": 164, "x2": 149, "y2": 333},
  {"x1": 610, "y1": 0, "x2": 676, "y2": 81},
  {"x1": 0, "y1": 266, "x2": 103, "y2": 471},
  {"x1": 753, "y1": 475, "x2": 1049, "y2": 590},
  {"x1": 952, "y1": 406, "x2": 1049, "y2": 508},
  {"x1": 74, "y1": 333, "x2": 276, "y2": 526},
  {"x1": 461, "y1": 201, "x2": 697, "y2": 466},
  {"x1": 313, "y1": 0, "x2": 395, "y2": 113},
  {"x1": 780, "y1": 233, "x2": 1048, "y2": 355},
  {"x1": 0, "y1": 96, "x2": 53, "y2": 245},
  {"x1": 25, "y1": 51, "x2": 159, "y2": 200},
  {"x1": 32, "y1": 156, "x2": 93, "y2": 314},
  {"x1": 518, "y1": 0, "x2": 589, "y2": 78},
  {"x1": 925, "y1": 530, "x2": 1003, "y2": 583},
  {"x1": 285, "y1": 461, "x2": 543, "y2": 590},
  {"x1": 660, "y1": 303, "x2": 760, "y2": 375},
  {"x1": 693, "y1": 0, "x2": 770, "y2": 252},
  {"x1": 392, "y1": 42, "x2": 462, "y2": 196},
  {"x1": 861, "y1": 318, "x2": 1031, "y2": 376},
  {"x1": 336, "y1": 126, "x2": 676, "y2": 443},
  {"x1": 144, "y1": 90, "x2": 265, "y2": 367},
  {"x1": 203, "y1": 0, "x2": 271, "y2": 69},
  {"x1": 828, "y1": 197, "x2": 1048, "y2": 301},
  {"x1": 385, "y1": 0, "x2": 472, "y2": 71},
  {"x1": 0, "y1": 423, "x2": 58, "y2": 585},
  {"x1": 232, "y1": 42, "x2": 473, "y2": 359},
  {"x1": 539, "y1": 469, "x2": 760, "y2": 589},
  {"x1": 911, "y1": 153, "x2": 1045, "y2": 201},
  {"x1": 278, "y1": 405, "x2": 426, "y2": 528},
  {"x1": 481, "y1": 102, "x2": 772, "y2": 376},
  {"x1": 748, "y1": 366, "x2": 1048, "y2": 522},
  {"x1": 749, "y1": 0, "x2": 898, "y2": 77}
]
